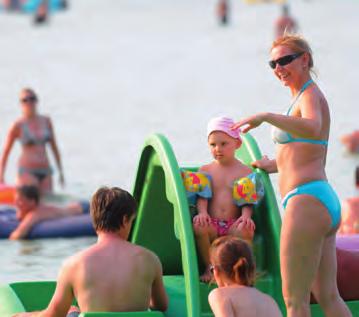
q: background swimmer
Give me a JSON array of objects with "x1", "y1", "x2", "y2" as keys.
[{"x1": 0, "y1": 88, "x2": 64, "y2": 194}]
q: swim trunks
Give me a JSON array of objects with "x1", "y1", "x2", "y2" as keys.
[{"x1": 210, "y1": 217, "x2": 237, "y2": 236}]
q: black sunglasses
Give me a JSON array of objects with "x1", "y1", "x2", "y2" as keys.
[
  {"x1": 269, "y1": 52, "x2": 304, "y2": 69},
  {"x1": 21, "y1": 96, "x2": 37, "y2": 104}
]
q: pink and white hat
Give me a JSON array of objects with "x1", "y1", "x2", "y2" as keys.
[{"x1": 207, "y1": 116, "x2": 242, "y2": 140}]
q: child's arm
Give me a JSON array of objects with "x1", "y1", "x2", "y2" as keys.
[
  {"x1": 251, "y1": 155, "x2": 277, "y2": 174},
  {"x1": 239, "y1": 205, "x2": 255, "y2": 232},
  {"x1": 191, "y1": 166, "x2": 212, "y2": 226},
  {"x1": 194, "y1": 197, "x2": 211, "y2": 226},
  {"x1": 197, "y1": 196, "x2": 208, "y2": 215}
]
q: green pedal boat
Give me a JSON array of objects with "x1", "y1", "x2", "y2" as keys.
[{"x1": 1, "y1": 133, "x2": 358, "y2": 317}]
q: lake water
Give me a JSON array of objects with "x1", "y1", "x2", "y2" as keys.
[{"x1": 0, "y1": 0, "x2": 358, "y2": 283}]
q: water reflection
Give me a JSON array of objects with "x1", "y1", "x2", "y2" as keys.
[{"x1": 1, "y1": 237, "x2": 96, "y2": 283}]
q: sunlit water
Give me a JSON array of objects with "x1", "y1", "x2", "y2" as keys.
[{"x1": 0, "y1": 0, "x2": 358, "y2": 283}]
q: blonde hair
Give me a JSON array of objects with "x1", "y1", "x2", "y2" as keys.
[
  {"x1": 210, "y1": 236, "x2": 255, "y2": 286},
  {"x1": 271, "y1": 34, "x2": 314, "y2": 70}
]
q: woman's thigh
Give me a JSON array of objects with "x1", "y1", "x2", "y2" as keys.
[
  {"x1": 311, "y1": 234, "x2": 340, "y2": 301},
  {"x1": 280, "y1": 194, "x2": 332, "y2": 301},
  {"x1": 39, "y1": 174, "x2": 52, "y2": 193}
]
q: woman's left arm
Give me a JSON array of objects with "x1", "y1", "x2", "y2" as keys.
[{"x1": 47, "y1": 118, "x2": 65, "y2": 187}]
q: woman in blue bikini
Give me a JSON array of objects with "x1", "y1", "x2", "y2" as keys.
[
  {"x1": 0, "y1": 88, "x2": 64, "y2": 194},
  {"x1": 232, "y1": 35, "x2": 352, "y2": 316}
]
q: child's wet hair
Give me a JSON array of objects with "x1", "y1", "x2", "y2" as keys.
[{"x1": 210, "y1": 236, "x2": 255, "y2": 286}]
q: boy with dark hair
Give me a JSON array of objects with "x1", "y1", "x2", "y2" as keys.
[
  {"x1": 13, "y1": 186, "x2": 168, "y2": 317},
  {"x1": 90, "y1": 186, "x2": 137, "y2": 232}
]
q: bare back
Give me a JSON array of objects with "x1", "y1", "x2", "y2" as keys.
[
  {"x1": 69, "y1": 239, "x2": 160, "y2": 312},
  {"x1": 209, "y1": 286, "x2": 282, "y2": 317}
]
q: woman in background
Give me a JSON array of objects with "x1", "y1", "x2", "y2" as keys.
[{"x1": 0, "y1": 88, "x2": 64, "y2": 194}]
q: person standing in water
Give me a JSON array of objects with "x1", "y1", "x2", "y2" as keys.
[
  {"x1": 34, "y1": 0, "x2": 49, "y2": 24},
  {"x1": 274, "y1": 4, "x2": 298, "y2": 39},
  {"x1": 0, "y1": 88, "x2": 64, "y2": 194},
  {"x1": 217, "y1": 0, "x2": 229, "y2": 26},
  {"x1": 232, "y1": 35, "x2": 351, "y2": 317}
]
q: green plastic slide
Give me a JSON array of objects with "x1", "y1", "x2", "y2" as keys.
[{"x1": 130, "y1": 133, "x2": 285, "y2": 317}]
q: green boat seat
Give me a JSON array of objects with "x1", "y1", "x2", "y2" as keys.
[{"x1": 80, "y1": 312, "x2": 165, "y2": 317}]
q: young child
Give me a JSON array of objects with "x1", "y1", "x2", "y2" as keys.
[
  {"x1": 190, "y1": 116, "x2": 263, "y2": 282},
  {"x1": 208, "y1": 236, "x2": 282, "y2": 317}
]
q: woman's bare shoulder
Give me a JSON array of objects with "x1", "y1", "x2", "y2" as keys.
[
  {"x1": 301, "y1": 85, "x2": 328, "y2": 111},
  {"x1": 10, "y1": 118, "x2": 23, "y2": 131},
  {"x1": 39, "y1": 114, "x2": 52, "y2": 124}
]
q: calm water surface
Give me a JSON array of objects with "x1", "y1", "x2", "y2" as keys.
[{"x1": 0, "y1": 0, "x2": 358, "y2": 283}]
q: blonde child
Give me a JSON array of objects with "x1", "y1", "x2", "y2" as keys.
[
  {"x1": 209, "y1": 236, "x2": 282, "y2": 317},
  {"x1": 189, "y1": 116, "x2": 263, "y2": 282}
]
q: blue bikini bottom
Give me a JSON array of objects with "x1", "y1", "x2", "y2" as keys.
[
  {"x1": 19, "y1": 166, "x2": 53, "y2": 183},
  {"x1": 282, "y1": 180, "x2": 341, "y2": 228}
]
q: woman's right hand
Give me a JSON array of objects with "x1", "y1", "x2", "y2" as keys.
[
  {"x1": 251, "y1": 155, "x2": 276, "y2": 173},
  {"x1": 232, "y1": 113, "x2": 267, "y2": 133}
]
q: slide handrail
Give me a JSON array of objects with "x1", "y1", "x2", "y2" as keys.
[
  {"x1": 132, "y1": 133, "x2": 201, "y2": 317},
  {"x1": 237, "y1": 133, "x2": 283, "y2": 311}
]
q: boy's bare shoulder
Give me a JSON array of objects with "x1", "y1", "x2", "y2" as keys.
[
  {"x1": 235, "y1": 159, "x2": 252, "y2": 176},
  {"x1": 133, "y1": 244, "x2": 161, "y2": 265},
  {"x1": 59, "y1": 250, "x2": 84, "y2": 276},
  {"x1": 63, "y1": 245, "x2": 95, "y2": 267},
  {"x1": 199, "y1": 162, "x2": 216, "y2": 172}
]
